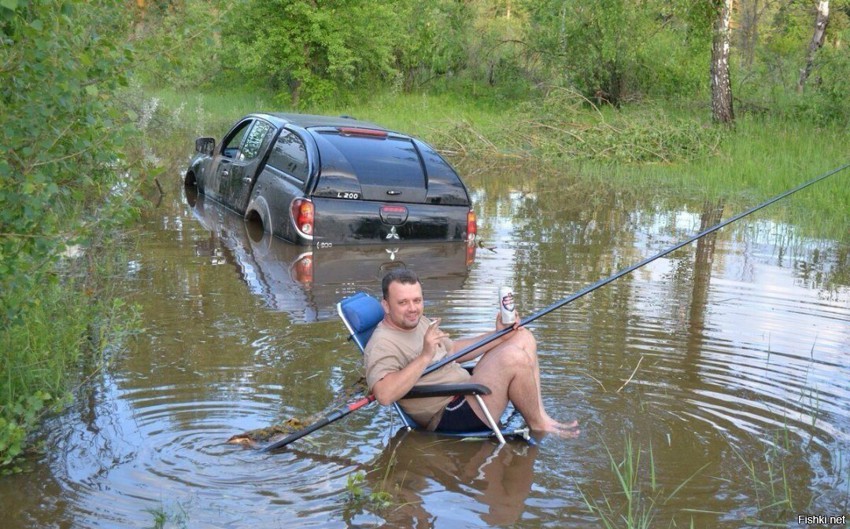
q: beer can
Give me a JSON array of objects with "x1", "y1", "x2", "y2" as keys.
[{"x1": 499, "y1": 286, "x2": 516, "y2": 324}]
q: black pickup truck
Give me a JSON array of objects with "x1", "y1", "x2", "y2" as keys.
[{"x1": 185, "y1": 113, "x2": 477, "y2": 247}]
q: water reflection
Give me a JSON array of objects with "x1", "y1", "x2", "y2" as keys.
[
  {"x1": 185, "y1": 186, "x2": 476, "y2": 321},
  {"x1": 362, "y1": 431, "x2": 540, "y2": 527}
]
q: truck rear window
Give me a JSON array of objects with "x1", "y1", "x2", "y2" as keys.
[{"x1": 319, "y1": 133, "x2": 425, "y2": 188}]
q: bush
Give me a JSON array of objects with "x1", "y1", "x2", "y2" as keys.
[
  {"x1": 131, "y1": 1, "x2": 231, "y2": 90},
  {"x1": 0, "y1": 0, "x2": 143, "y2": 470}
]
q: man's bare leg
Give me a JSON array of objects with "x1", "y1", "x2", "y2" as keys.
[
  {"x1": 469, "y1": 338, "x2": 578, "y2": 434},
  {"x1": 501, "y1": 329, "x2": 578, "y2": 430}
]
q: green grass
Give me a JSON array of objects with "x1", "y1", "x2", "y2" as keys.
[
  {"x1": 730, "y1": 432, "x2": 801, "y2": 526},
  {"x1": 145, "y1": 500, "x2": 189, "y2": 529},
  {"x1": 0, "y1": 231, "x2": 139, "y2": 473},
  {"x1": 153, "y1": 85, "x2": 506, "y2": 144},
  {"x1": 634, "y1": 116, "x2": 847, "y2": 200},
  {"x1": 580, "y1": 115, "x2": 850, "y2": 240},
  {"x1": 578, "y1": 435, "x2": 709, "y2": 529}
]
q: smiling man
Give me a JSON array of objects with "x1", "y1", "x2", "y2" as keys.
[{"x1": 364, "y1": 269, "x2": 579, "y2": 435}]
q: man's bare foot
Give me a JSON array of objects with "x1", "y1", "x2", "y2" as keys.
[
  {"x1": 550, "y1": 425, "x2": 581, "y2": 438},
  {"x1": 533, "y1": 418, "x2": 579, "y2": 434},
  {"x1": 538, "y1": 412, "x2": 579, "y2": 430}
]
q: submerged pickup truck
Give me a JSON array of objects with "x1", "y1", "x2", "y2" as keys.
[{"x1": 185, "y1": 113, "x2": 477, "y2": 246}]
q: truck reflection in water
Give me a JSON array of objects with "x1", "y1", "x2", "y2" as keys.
[{"x1": 185, "y1": 186, "x2": 476, "y2": 322}]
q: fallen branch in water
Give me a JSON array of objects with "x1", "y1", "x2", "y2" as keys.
[
  {"x1": 227, "y1": 377, "x2": 369, "y2": 449},
  {"x1": 585, "y1": 372, "x2": 607, "y2": 393},
  {"x1": 617, "y1": 356, "x2": 644, "y2": 393}
]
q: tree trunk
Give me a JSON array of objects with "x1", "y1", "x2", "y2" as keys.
[
  {"x1": 798, "y1": 0, "x2": 830, "y2": 93},
  {"x1": 290, "y1": 78, "x2": 302, "y2": 108},
  {"x1": 710, "y1": 0, "x2": 735, "y2": 124}
]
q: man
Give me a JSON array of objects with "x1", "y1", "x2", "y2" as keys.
[{"x1": 364, "y1": 269, "x2": 579, "y2": 435}]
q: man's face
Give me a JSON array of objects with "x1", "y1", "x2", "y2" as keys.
[{"x1": 382, "y1": 280, "x2": 424, "y2": 330}]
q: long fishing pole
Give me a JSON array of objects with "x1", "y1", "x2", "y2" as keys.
[
  {"x1": 264, "y1": 163, "x2": 849, "y2": 451},
  {"x1": 425, "y1": 162, "x2": 850, "y2": 374}
]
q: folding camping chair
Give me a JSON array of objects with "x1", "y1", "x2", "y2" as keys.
[{"x1": 337, "y1": 291, "x2": 530, "y2": 445}]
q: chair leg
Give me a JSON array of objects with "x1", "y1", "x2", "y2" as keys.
[{"x1": 473, "y1": 394, "x2": 506, "y2": 445}]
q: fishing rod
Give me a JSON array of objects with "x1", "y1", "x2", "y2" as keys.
[{"x1": 263, "y1": 162, "x2": 849, "y2": 451}]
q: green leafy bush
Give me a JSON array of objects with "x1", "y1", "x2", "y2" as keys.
[
  {"x1": 0, "y1": 0, "x2": 142, "y2": 470},
  {"x1": 131, "y1": 1, "x2": 230, "y2": 89}
]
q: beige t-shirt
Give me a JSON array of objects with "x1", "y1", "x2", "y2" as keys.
[{"x1": 364, "y1": 317, "x2": 471, "y2": 429}]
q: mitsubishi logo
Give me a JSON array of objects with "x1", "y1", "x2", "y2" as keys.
[
  {"x1": 385, "y1": 248, "x2": 399, "y2": 261},
  {"x1": 386, "y1": 226, "x2": 400, "y2": 240}
]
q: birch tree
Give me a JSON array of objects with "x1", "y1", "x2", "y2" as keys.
[
  {"x1": 710, "y1": 0, "x2": 735, "y2": 123},
  {"x1": 797, "y1": 0, "x2": 830, "y2": 92}
]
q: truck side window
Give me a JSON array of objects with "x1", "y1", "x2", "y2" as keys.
[
  {"x1": 222, "y1": 120, "x2": 251, "y2": 159},
  {"x1": 241, "y1": 121, "x2": 273, "y2": 160},
  {"x1": 267, "y1": 130, "x2": 309, "y2": 182}
]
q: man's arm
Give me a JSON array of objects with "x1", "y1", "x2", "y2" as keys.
[
  {"x1": 372, "y1": 351, "x2": 433, "y2": 405},
  {"x1": 371, "y1": 319, "x2": 447, "y2": 405}
]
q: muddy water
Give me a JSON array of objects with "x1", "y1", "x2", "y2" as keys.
[{"x1": 1, "y1": 161, "x2": 849, "y2": 528}]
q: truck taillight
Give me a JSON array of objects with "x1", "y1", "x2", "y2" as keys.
[
  {"x1": 466, "y1": 210, "x2": 477, "y2": 241},
  {"x1": 291, "y1": 198, "x2": 315, "y2": 239}
]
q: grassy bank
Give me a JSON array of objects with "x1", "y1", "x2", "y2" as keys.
[
  {"x1": 574, "y1": 115, "x2": 850, "y2": 240},
  {"x1": 0, "y1": 241, "x2": 138, "y2": 473}
]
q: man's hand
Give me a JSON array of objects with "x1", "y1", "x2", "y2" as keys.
[
  {"x1": 422, "y1": 318, "x2": 447, "y2": 361},
  {"x1": 495, "y1": 310, "x2": 520, "y2": 332}
]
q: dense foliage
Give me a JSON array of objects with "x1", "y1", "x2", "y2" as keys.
[
  {"x1": 525, "y1": 0, "x2": 712, "y2": 104},
  {"x1": 134, "y1": 0, "x2": 850, "y2": 124},
  {"x1": 223, "y1": 0, "x2": 406, "y2": 106},
  {"x1": 0, "y1": 0, "x2": 141, "y2": 471}
]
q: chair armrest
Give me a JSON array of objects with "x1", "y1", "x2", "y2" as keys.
[{"x1": 403, "y1": 383, "x2": 491, "y2": 399}]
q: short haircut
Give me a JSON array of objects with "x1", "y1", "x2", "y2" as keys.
[{"x1": 381, "y1": 268, "x2": 421, "y2": 299}]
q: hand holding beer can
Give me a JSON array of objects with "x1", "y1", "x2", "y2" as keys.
[{"x1": 499, "y1": 286, "x2": 516, "y2": 325}]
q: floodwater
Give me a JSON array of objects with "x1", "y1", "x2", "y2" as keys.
[{"x1": 1, "y1": 159, "x2": 849, "y2": 529}]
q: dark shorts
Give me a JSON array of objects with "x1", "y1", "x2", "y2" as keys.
[{"x1": 436, "y1": 395, "x2": 489, "y2": 432}]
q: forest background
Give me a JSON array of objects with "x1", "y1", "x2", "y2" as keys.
[{"x1": 1, "y1": 0, "x2": 848, "y2": 470}]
